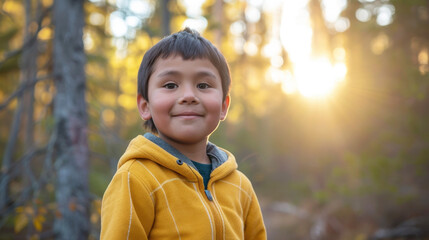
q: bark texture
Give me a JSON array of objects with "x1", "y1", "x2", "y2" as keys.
[{"x1": 52, "y1": 0, "x2": 90, "y2": 239}]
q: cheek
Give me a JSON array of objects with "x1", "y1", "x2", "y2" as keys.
[
  {"x1": 151, "y1": 101, "x2": 170, "y2": 115},
  {"x1": 148, "y1": 97, "x2": 174, "y2": 121},
  {"x1": 205, "y1": 98, "x2": 225, "y2": 116}
]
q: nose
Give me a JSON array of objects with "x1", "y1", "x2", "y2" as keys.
[{"x1": 178, "y1": 84, "x2": 199, "y2": 104}]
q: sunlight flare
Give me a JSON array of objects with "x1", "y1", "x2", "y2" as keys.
[
  {"x1": 294, "y1": 58, "x2": 345, "y2": 98},
  {"x1": 276, "y1": 0, "x2": 348, "y2": 99}
]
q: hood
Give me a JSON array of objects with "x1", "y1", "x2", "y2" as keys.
[{"x1": 117, "y1": 133, "x2": 238, "y2": 182}]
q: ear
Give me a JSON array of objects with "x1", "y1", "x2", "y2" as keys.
[
  {"x1": 220, "y1": 95, "x2": 230, "y2": 121},
  {"x1": 137, "y1": 94, "x2": 152, "y2": 120}
]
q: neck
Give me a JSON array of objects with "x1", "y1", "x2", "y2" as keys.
[{"x1": 159, "y1": 136, "x2": 211, "y2": 164}]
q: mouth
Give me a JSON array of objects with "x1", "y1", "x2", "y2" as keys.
[{"x1": 172, "y1": 112, "x2": 204, "y2": 118}]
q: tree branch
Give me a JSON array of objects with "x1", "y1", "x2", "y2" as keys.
[
  {"x1": 0, "y1": 6, "x2": 52, "y2": 69},
  {"x1": 0, "y1": 147, "x2": 46, "y2": 220},
  {"x1": 0, "y1": 74, "x2": 52, "y2": 111}
]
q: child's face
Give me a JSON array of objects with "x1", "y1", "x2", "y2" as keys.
[{"x1": 138, "y1": 55, "x2": 230, "y2": 146}]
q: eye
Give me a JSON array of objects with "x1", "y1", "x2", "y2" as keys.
[
  {"x1": 197, "y1": 83, "x2": 210, "y2": 89},
  {"x1": 163, "y1": 83, "x2": 178, "y2": 89}
]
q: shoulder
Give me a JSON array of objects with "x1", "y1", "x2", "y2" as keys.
[
  {"x1": 217, "y1": 169, "x2": 257, "y2": 200},
  {"x1": 236, "y1": 170, "x2": 256, "y2": 192},
  {"x1": 115, "y1": 159, "x2": 169, "y2": 191}
]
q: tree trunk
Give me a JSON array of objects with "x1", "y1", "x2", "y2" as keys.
[
  {"x1": 21, "y1": 0, "x2": 37, "y2": 149},
  {"x1": 212, "y1": 0, "x2": 224, "y2": 47},
  {"x1": 308, "y1": 0, "x2": 331, "y2": 58},
  {"x1": 161, "y1": 0, "x2": 171, "y2": 36},
  {"x1": 0, "y1": 0, "x2": 39, "y2": 213},
  {"x1": 0, "y1": 99, "x2": 23, "y2": 212},
  {"x1": 52, "y1": 0, "x2": 89, "y2": 239}
]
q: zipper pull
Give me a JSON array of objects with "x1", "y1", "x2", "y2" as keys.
[{"x1": 204, "y1": 190, "x2": 213, "y2": 201}]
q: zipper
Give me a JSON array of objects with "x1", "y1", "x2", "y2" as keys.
[
  {"x1": 206, "y1": 188, "x2": 226, "y2": 240},
  {"x1": 203, "y1": 187, "x2": 224, "y2": 240},
  {"x1": 192, "y1": 168, "x2": 225, "y2": 240},
  {"x1": 205, "y1": 190, "x2": 213, "y2": 200}
]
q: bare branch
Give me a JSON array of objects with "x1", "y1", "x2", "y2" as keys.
[
  {"x1": 0, "y1": 3, "x2": 15, "y2": 21},
  {"x1": 0, "y1": 146, "x2": 46, "y2": 221},
  {"x1": 0, "y1": 6, "x2": 52, "y2": 69},
  {"x1": 0, "y1": 74, "x2": 52, "y2": 111},
  {"x1": 40, "y1": 124, "x2": 58, "y2": 182},
  {"x1": 0, "y1": 92, "x2": 24, "y2": 211},
  {"x1": 0, "y1": 147, "x2": 46, "y2": 184}
]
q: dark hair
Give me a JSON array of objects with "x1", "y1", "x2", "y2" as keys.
[{"x1": 137, "y1": 28, "x2": 231, "y2": 133}]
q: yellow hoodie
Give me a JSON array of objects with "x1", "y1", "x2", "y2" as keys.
[{"x1": 101, "y1": 134, "x2": 266, "y2": 240}]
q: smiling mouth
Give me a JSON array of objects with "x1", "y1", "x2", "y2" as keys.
[{"x1": 173, "y1": 112, "x2": 204, "y2": 118}]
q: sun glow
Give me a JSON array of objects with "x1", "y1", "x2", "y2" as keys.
[
  {"x1": 294, "y1": 58, "x2": 346, "y2": 98},
  {"x1": 272, "y1": 0, "x2": 348, "y2": 99}
]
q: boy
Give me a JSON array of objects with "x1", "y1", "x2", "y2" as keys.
[{"x1": 101, "y1": 28, "x2": 266, "y2": 240}]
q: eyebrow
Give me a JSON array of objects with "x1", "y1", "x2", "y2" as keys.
[
  {"x1": 156, "y1": 70, "x2": 217, "y2": 79},
  {"x1": 156, "y1": 70, "x2": 180, "y2": 78},
  {"x1": 195, "y1": 71, "x2": 217, "y2": 79}
]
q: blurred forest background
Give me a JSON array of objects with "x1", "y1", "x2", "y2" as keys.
[{"x1": 1, "y1": 0, "x2": 429, "y2": 239}]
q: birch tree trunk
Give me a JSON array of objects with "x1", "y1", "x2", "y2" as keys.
[{"x1": 52, "y1": 0, "x2": 89, "y2": 238}]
